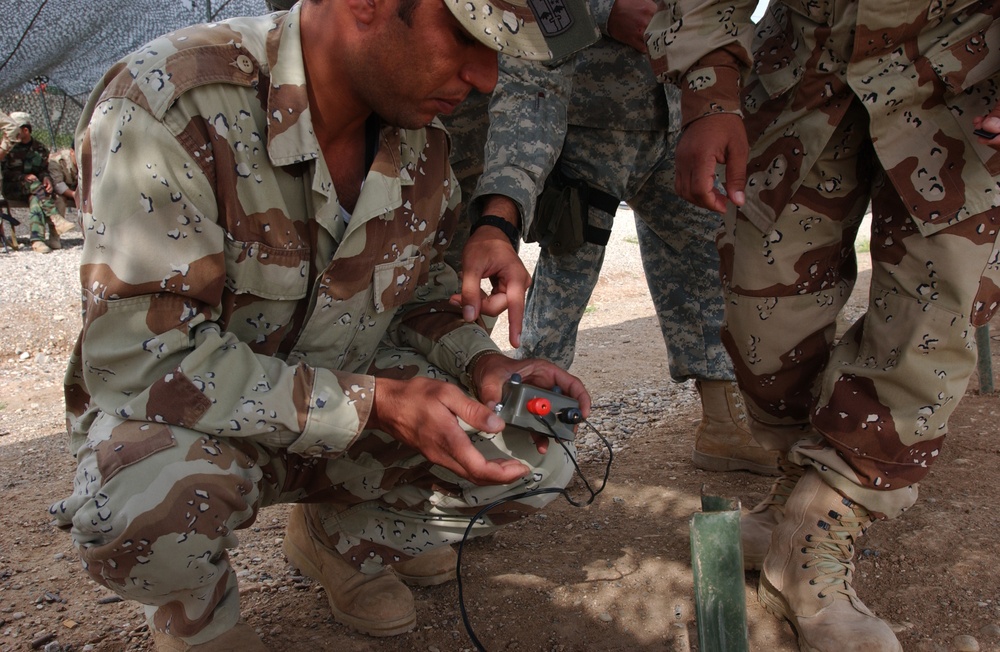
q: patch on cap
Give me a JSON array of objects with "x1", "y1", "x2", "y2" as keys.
[{"x1": 445, "y1": 0, "x2": 599, "y2": 62}]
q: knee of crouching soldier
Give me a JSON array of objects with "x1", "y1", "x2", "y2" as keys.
[{"x1": 529, "y1": 444, "x2": 577, "y2": 505}]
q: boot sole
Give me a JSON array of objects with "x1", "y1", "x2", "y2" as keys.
[
  {"x1": 393, "y1": 567, "x2": 456, "y2": 587},
  {"x1": 284, "y1": 536, "x2": 416, "y2": 637},
  {"x1": 758, "y1": 572, "x2": 822, "y2": 652},
  {"x1": 692, "y1": 450, "x2": 780, "y2": 476}
]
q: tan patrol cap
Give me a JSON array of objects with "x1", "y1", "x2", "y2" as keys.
[
  {"x1": 10, "y1": 111, "x2": 31, "y2": 128},
  {"x1": 444, "y1": 0, "x2": 599, "y2": 62}
]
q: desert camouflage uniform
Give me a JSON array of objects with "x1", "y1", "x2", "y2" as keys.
[
  {"x1": 453, "y1": 0, "x2": 733, "y2": 380},
  {"x1": 47, "y1": 148, "x2": 78, "y2": 217},
  {"x1": 47, "y1": 7, "x2": 574, "y2": 644},
  {"x1": 442, "y1": 88, "x2": 492, "y2": 272},
  {"x1": 1, "y1": 136, "x2": 60, "y2": 243},
  {"x1": 0, "y1": 111, "x2": 17, "y2": 193},
  {"x1": 648, "y1": 0, "x2": 1000, "y2": 517}
]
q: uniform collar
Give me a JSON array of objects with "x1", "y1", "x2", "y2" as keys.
[{"x1": 263, "y1": 3, "x2": 321, "y2": 168}]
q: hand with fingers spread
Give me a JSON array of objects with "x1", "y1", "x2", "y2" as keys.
[
  {"x1": 368, "y1": 354, "x2": 590, "y2": 485},
  {"x1": 368, "y1": 375, "x2": 531, "y2": 486}
]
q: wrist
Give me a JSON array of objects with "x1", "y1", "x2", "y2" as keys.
[
  {"x1": 471, "y1": 214, "x2": 520, "y2": 251},
  {"x1": 462, "y1": 348, "x2": 506, "y2": 396}
]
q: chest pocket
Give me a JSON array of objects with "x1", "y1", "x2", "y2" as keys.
[
  {"x1": 223, "y1": 238, "x2": 310, "y2": 300},
  {"x1": 752, "y1": 4, "x2": 803, "y2": 100},
  {"x1": 372, "y1": 250, "x2": 428, "y2": 313}
]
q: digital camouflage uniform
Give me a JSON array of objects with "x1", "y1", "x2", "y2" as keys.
[
  {"x1": 48, "y1": 7, "x2": 574, "y2": 644},
  {"x1": 47, "y1": 148, "x2": 78, "y2": 218},
  {"x1": 647, "y1": 0, "x2": 1000, "y2": 517},
  {"x1": 452, "y1": 0, "x2": 734, "y2": 381},
  {"x1": 1, "y1": 135, "x2": 61, "y2": 243}
]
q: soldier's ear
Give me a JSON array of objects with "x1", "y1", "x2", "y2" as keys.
[{"x1": 345, "y1": 0, "x2": 377, "y2": 25}]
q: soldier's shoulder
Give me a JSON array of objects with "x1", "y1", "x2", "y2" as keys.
[{"x1": 93, "y1": 15, "x2": 276, "y2": 121}]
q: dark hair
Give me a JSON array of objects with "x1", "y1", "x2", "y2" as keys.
[{"x1": 396, "y1": 0, "x2": 419, "y2": 26}]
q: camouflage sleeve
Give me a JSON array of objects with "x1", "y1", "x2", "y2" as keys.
[
  {"x1": 48, "y1": 156, "x2": 69, "y2": 195},
  {"x1": 389, "y1": 162, "x2": 502, "y2": 378},
  {"x1": 0, "y1": 111, "x2": 16, "y2": 156},
  {"x1": 77, "y1": 99, "x2": 371, "y2": 457},
  {"x1": 470, "y1": 55, "x2": 574, "y2": 232},
  {"x1": 645, "y1": 0, "x2": 755, "y2": 126}
]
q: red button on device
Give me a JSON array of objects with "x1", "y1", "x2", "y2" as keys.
[{"x1": 526, "y1": 397, "x2": 551, "y2": 416}]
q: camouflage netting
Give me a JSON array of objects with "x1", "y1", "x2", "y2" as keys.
[{"x1": 0, "y1": 0, "x2": 277, "y2": 147}]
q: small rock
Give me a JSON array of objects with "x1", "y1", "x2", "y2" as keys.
[
  {"x1": 981, "y1": 624, "x2": 1000, "y2": 639},
  {"x1": 598, "y1": 612, "x2": 613, "y2": 623},
  {"x1": 954, "y1": 634, "x2": 981, "y2": 652}
]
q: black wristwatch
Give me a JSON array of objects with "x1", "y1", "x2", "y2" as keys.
[{"x1": 471, "y1": 214, "x2": 520, "y2": 251}]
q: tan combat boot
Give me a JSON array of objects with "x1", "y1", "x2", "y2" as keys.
[
  {"x1": 45, "y1": 219, "x2": 63, "y2": 250},
  {"x1": 691, "y1": 380, "x2": 781, "y2": 476},
  {"x1": 31, "y1": 240, "x2": 51, "y2": 254},
  {"x1": 392, "y1": 544, "x2": 458, "y2": 586},
  {"x1": 152, "y1": 621, "x2": 267, "y2": 651},
  {"x1": 284, "y1": 504, "x2": 416, "y2": 637},
  {"x1": 742, "y1": 456, "x2": 805, "y2": 570},
  {"x1": 51, "y1": 213, "x2": 77, "y2": 235},
  {"x1": 759, "y1": 468, "x2": 901, "y2": 652}
]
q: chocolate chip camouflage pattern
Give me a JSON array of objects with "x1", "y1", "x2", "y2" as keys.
[
  {"x1": 50, "y1": 6, "x2": 574, "y2": 644},
  {"x1": 47, "y1": 148, "x2": 77, "y2": 215},
  {"x1": 455, "y1": 0, "x2": 731, "y2": 380},
  {"x1": 645, "y1": 0, "x2": 750, "y2": 125},
  {"x1": 651, "y1": 0, "x2": 1000, "y2": 516}
]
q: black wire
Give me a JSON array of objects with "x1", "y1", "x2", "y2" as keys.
[
  {"x1": 0, "y1": 0, "x2": 50, "y2": 75},
  {"x1": 456, "y1": 419, "x2": 614, "y2": 652}
]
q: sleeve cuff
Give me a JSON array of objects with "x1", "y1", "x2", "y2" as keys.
[
  {"x1": 679, "y1": 61, "x2": 744, "y2": 128},
  {"x1": 289, "y1": 369, "x2": 374, "y2": 457}
]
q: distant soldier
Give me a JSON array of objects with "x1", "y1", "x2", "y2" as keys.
[
  {"x1": 0, "y1": 112, "x2": 65, "y2": 253},
  {"x1": 0, "y1": 111, "x2": 19, "y2": 249},
  {"x1": 47, "y1": 145, "x2": 79, "y2": 229},
  {"x1": 0, "y1": 111, "x2": 17, "y2": 167}
]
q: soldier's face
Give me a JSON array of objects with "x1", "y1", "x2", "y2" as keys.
[{"x1": 353, "y1": 0, "x2": 498, "y2": 128}]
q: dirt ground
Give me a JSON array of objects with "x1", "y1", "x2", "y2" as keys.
[{"x1": 2, "y1": 227, "x2": 1000, "y2": 652}]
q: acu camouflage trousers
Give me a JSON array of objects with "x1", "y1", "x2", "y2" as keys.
[
  {"x1": 50, "y1": 348, "x2": 575, "y2": 644},
  {"x1": 719, "y1": 100, "x2": 1000, "y2": 519},
  {"x1": 519, "y1": 125, "x2": 734, "y2": 383}
]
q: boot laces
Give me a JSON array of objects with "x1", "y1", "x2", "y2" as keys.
[
  {"x1": 803, "y1": 501, "x2": 874, "y2": 599},
  {"x1": 758, "y1": 461, "x2": 805, "y2": 511},
  {"x1": 727, "y1": 383, "x2": 750, "y2": 427}
]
